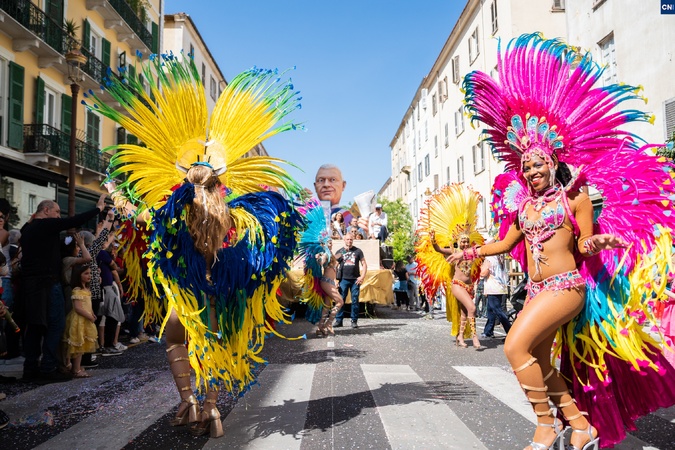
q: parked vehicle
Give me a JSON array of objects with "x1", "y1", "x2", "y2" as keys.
[{"x1": 507, "y1": 275, "x2": 528, "y2": 324}]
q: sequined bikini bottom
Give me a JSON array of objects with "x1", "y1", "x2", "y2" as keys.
[
  {"x1": 452, "y1": 279, "x2": 475, "y2": 297},
  {"x1": 525, "y1": 269, "x2": 585, "y2": 302}
]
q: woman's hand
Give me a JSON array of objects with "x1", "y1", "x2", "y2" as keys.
[
  {"x1": 593, "y1": 234, "x2": 628, "y2": 250},
  {"x1": 446, "y1": 251, "x2": 464, "y2": 264}
]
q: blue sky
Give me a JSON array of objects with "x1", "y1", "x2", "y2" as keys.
[{"x1": 165, "y1": 0, "x2": 464, "y2": 203}]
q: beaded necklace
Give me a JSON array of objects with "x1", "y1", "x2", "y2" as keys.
[{"x1": 518, "y1": 183, "x2": 566, "y2": 275}]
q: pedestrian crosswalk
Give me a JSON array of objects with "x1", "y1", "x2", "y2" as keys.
[{"x1": 1, "y1": 360, "x2": 673, "y2": 449}]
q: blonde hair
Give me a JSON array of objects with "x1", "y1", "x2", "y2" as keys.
[{"x1": 186, "y1": 164, "x2": 232, "y2": 265}]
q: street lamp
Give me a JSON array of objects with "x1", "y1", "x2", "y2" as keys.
[{"x1": 65, "y1": 47, "x2": 87, "y2": 217}]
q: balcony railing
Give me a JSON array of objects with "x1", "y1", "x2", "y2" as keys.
[
  {"x1": 0, "y1": 0, "x2": 78, "y2": 54},
  {"x1": 23, "y1": 124, "x2": 111, "y2": 175},
  {"x1": 80, "y1": 46, "x2": 112, "y2": 85},
  {"x1": 107, "y1": 0, "x2": 152, "y2": 50}
]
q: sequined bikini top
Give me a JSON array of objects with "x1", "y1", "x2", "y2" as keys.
[{"x1": 518, "y1": 184, "x2": 571, "y2": 275}]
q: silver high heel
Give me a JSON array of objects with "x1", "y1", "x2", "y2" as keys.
[
  {"x1": 528, "y1": 417, "x2": 565, "y2": 450},
  {"x1": 564, "y1": 423, "x2": 598, "y2": 450}
]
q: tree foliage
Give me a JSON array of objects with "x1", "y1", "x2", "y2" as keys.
[{"x1": 380, "y1": 197, "x2": 415, "y2": 264}]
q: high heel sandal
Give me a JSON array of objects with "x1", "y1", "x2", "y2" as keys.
[
  {"x1": 325, "y1": 306, "x2": 339, "y2": 335},
  {"x1": 561, "y1": 413, "x2": 598, "y2": 450},
  {"x1": 544, "y1": 369, "x2": 598, "y2": 450},
  {"x1": 190, "y1": 398, "x2": 224, "y2": 438},
  {"x1": 513, "y1": 357, "x2": 565, "y2": 450},
  {"x1": 468, "y1": 317, "x2": 484, "y2": 349},
  {"x1": 167, "y1": 343, "x2": 199, "y2": 426},
  {"x1": 455, "y1": 318, "x2": 468, "y2": 347}
]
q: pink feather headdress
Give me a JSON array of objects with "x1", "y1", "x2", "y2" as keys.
[{"x1": 463, "y1": 33, "x2": 652, "y2": 175}]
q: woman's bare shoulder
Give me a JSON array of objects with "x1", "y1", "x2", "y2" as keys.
[{"x1": 567, "y1": 189, "x2": 589, "y2": 206}]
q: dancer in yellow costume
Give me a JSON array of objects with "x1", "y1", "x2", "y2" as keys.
[
  {"x1": 415, "y1": 184, "x2": 484, "y2": 348},
  {"x1": 86, "y1": 53, "x2": 305, "y2": 437}
]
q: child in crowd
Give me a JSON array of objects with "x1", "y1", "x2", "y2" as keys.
[{"x1": 63, "y1": 264, "x2": 98, "y2": 378}]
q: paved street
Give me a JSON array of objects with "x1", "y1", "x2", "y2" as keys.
[{"x1": 1, "y1": 305, "x2": 673, "y2": 449}]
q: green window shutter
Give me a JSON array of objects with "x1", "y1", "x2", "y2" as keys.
[
  {"x1": 35, "y1": 77, "x2": 45, "y2": 124},
  {"x1": 46, "y1": 0, "x2": 64, "y2": 25},
  {"x1": 83, "y1": 19, "x2": 91, "y2": 52},
  {"x1": 102, "y1": 39, "x2": 111, "y2": 69},
  {"x1": 8, "y1": 62, "x2": 25, "y2": 150},
  {"x1": 129, "y1": 64, "x2": 136, "y2": 81},
  {"x1": 127, "y1": 134, "x2": 138, "y2": 145},
  {"x1": 151, "y1": 22, "x2": 159, "y2": 54},
  {"x1": 61, "y1": 93, "x2": 72, "y2": 136},
  {"x1": 86, "y1": 111, "x2": 100, "y2": 148}
]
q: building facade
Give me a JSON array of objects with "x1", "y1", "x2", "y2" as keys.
[
  {"x1": 0, "y1": 0, "x2": 163, "y2": 225},
  {"x1": 565, "y1": 0, "x2": 675, "y2": 145},
  {"x1": 385, "y1": 0, "x2": 567, "y2": 230}
]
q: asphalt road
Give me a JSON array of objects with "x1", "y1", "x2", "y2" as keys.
[{"x1": 0, "y1": 305, "x2": 673, "y2": 449}]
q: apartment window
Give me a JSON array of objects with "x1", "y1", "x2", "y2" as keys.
[
  {"x1": 413, "y1": 136, "x2": 416, "y2": 153},
  {"x1": 416, "y1": 107, "x2": 420, "y2": 121},
  {"x1": 418, "y1": 131, "x2": 421, "y2": 149},
  {"x1": 457, "y1": 156, "x2": 465, "y2": 182},
  {"x1": 432, "y1": 94, "x2": 437, "y2": 116},
  {"x1": 201, "y1": 63, "x2": 206, "y2": 85},
  {"x1": 434, "y1": 174, "x2": 439, "y2": 190},
  {"x1": 446, "y1": 166, "x2": 450, "y2": 184},
  {"x1": 473, "y1": 142, "x2": 485, "y2": 174},
  {"x1": 444, "y1": 123, "x2": 449, "y2": 147},
  {"x1": 424, "y1": 121, "x2": 428, "y2": 141},
  {"x1": 43, "y1": 86, "x2": 58, "y2": 128},
  {"x1": 552, "y1": 0, "x2": 565, "y2": 10},
  {"x1": 434, "y1": 136, "x2": 438, "y2": 157},
  {"x1": 469, "y1": 28, "x2": 480, "y2": 64},
  {"x1": 665, "y1": 98, "x2": 675, "y2": 141},
  {"x1": 189, "y1": 43, "x2": 195, "y2": 58},
  {"x1": 452, "y1": 55, "x2": 460, "y2": 84},
  {"x1": 424, "y1": 154, "x2": 430, "y2": 176},
  {"x1": 413, "y1": 199, "x2": 418, "y2": 218},
  {"x1": 454, "y1": 107, "x2": 465, "y2": 136},
  {"x1": 89, "y1": 31, "x2": 101, "y2": 59},
  {"x1": 210, "y1": 76, "x2": 217, "y2": 100},
  {"x1": 491, "y1": 1, "x2": 499, "y2": 35},
  {"x1": 86, "y1": 110, "x2": 101, "y2": 148},
  {"x1": 438, "y1": 77, "x2": 448, "y2": 102},
  {"x1": 29, "y1": 194, "x2": 36, "y2": 214},
  {"x1": 477, "y1": 197, "x2": 486, "y2": 228},
  {"x1": 418, "y1": 162, "x2": 423, "y2": 182},
  {"x1": 599, "y1": 33, "x2": 617, "y2": 86}
]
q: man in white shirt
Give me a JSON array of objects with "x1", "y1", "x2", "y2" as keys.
[
  {"x1": 368, "y1": 204, "x2": 388, "y2": 241},
  {"x1": 405, "y1": 255, "x2": 420, "y2": 310},
  {"x1": 480, "y1": 254, "x2": 512, "y2": 338}
]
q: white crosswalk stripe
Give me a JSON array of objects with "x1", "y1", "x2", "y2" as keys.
[
  {"x1": 362, "y1": 364, "x2": 488, "y2": 449},
  {"x1": 208, "y1": 364, "x2": 316, "y2": 450}
]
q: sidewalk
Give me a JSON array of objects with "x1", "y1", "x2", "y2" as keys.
[{"x1": 0, "y1": 356, "x2": 24, "y2": 380}]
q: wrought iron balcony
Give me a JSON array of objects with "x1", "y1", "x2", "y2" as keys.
[
  {"x1": 23, "y1": 124, "x2": 111, "y2": 175},
  {"x1": 106, "y1": 0, "x2": 152, "y2": 50},
  {"x1": 0, "y1": 0, "x2": 78, "y2": 55}
]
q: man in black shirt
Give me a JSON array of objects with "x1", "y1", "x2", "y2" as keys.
[
  {"x1": 333, "y1": 234, "x2": 368, "y2": 328},
  {"x1": 20, "y1": 194, "x2": 106, "y2": 382}
]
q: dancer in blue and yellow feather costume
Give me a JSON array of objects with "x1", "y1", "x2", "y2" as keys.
[
  {"x1": 297, "y1": 200, "x2": 345, "y2": 336},
  {"x1": 85, "y1": 52, "x2": 305, "y2": 438}
]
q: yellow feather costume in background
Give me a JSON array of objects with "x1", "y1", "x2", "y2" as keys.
[{"x1": 415, "y1": 184, "x2": 484, "y2": 338}]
